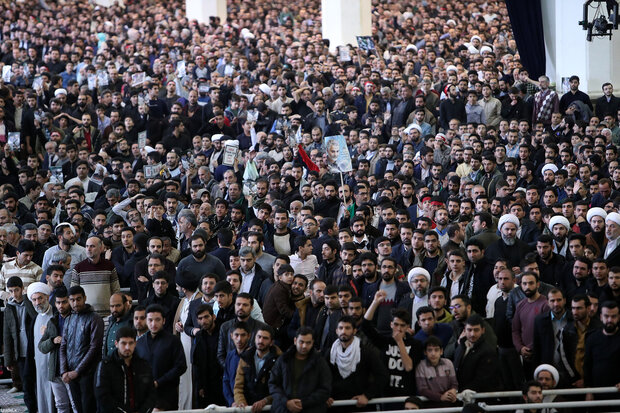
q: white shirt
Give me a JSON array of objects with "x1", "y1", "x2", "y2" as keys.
[
  {"x1": 240, "y1": 266, "x2": 256, "y2": 293},
  {"x1": 289, "y1": 253, "x2": 318, "y2": 282}
]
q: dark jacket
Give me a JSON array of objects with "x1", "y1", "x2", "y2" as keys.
[
  {"x1": 329, "y1": 339, "x2": 389, "y2": 400},
  {"x1": 453, "y1": 336, "x2": 501, "y2": 392},
  {"x1": 103, "y1": 311, "x2": 133, "y2": 357},
  {"x1": 192, "y1": 326, "x2": 225, "y2": 405},
  {"x1": 3, "y1": 298, "x2": 37, "y2": 365},
  {"x1": 144, "y1": 292, "x2": 180, "y2": 333},
  {"x1": 262, "y1": 281, "x2": 295, "y2": 329},
  {"x1": 94, "y1": 350, "x2": 156, "y2": 413},
  {"x1": 135, "y1": 329, "x2": 187, "y2": 410},
  {"x1": 268, "y1": 346, "x2": 332, "y2": 413},
  {"x1": 39, "y1": 312, "x2": 67, "y2": 380},
  {"x1": 246, "y1": 263, "x2": 269, "y2": 302},
  {"x1": 234, "y1": 345, "x2": 282, "y2": 406},
  {"x1": 314, "y1": 308, "x2": 343, "y2": 355},
  {"x1": 217, "y1": 317, "x2": 268, "y2": 367},
  {"x1": 59, "y1": 304, "x2": 104, "y2": 376},
  {"x1": 533, "y1": 311, "x2": 579, "y2": 385},
  {"x1": 485, "y1": 237, "x2": 534, "y2": 268}
]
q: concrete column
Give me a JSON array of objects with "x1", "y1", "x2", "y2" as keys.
[
  {"x1": 542, "y1": 0, "x2": 620, "y2": 97},
  {"x1": 186, "y1": 0, "x2": 226, "y2": 25},
  {"x1": 321, "y1": 0, "x2": 372, "y2": 52}
]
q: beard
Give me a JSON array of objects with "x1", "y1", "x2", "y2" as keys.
[
  {"x1": 35, "y1": 302, "x2": 50, "y2": 314},
  {"x1": 193, "y1": 250, "x2": 205, "y2": 259},
  {"x1": 523, "y1": 288, "x2": 536, "y2": 298},
  {"x1": 363, "y1": 271, "x2": 375, "y2": 280},
  {"x1": 502, "y1": 235, "x2": 516, "y2": 246},
  {"x1": 604, "y1": 322, "x2": 618, "y2": 334},
  {"x1": 414, "y1": 288, "x2": 428, "y2": 298}
]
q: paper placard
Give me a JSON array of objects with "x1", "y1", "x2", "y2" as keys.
[
  {"x1": 97, "y1": 72, "x2": 109, "y2": 87},
  {"x1": 2, "y1": 66, "x2": 12, "y2": 83},
  {"x1": 144, "y1": 163, "x2": 162, "y2": 179},
  {"x1": 324, "y1": 135, "x2": 353, "y2": 172},
  {"x1": 32, "y1": 77, "x2": 43, "y2": 90},
  {"x1": 222, "y1": 146, "x2": 238, "y2": 166},
  {"x1": 87, "y1": 74, "x2": 97, "y2": 90},
  {"x1": 176, "y1": 61, "x2": 186, "y2": 78},
  {"x1": 138, "y1": 131, "x2": 147, "y2": 149},
  {"x1": 131, "y1": 72, "x2": 145, "y2": 87},
  {"x1": 7, "y1": 132, "x2": 20, "y2": 150},
  {"x1": 50, "y1": 166, "x2": 63, "y2": 184},
  {"x1": 339, "y1": 46, "x2": 351, "y2": 62},
  {"x1": 356, "y1": 36, "x2": 376, "y2": 51}
]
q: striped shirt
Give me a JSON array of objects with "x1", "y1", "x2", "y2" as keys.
[
  {"x1": 0, "y1": 260, "x2": 43, "y2": 301},
  {"x1": 69, "y1": 258, "x2": 120, "y2": 317}
]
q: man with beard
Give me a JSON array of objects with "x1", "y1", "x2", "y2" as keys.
[
  {"x1": 414, "y1": 230, "x2": 448, "y2": 285},
  {"x1": 433, "y1": 208, "x2": 450, "y2": 245},
  {"x1": 41, "y1": 223, "x2": 87, "y2": 275},
  {"x1": 584, "y1": 301, "x2": 620, "y2": 401},
  {"x1": 144, "y1": 272, "x2": 180, "y2": 333},
  {"x1": 351, "y1": 216, "x2": 373, "y2": 252},
  {"x1": 586, "y1": 207, "x2": 607, "y2": 257},
  {"x1": 369, "y1": 257, "x2": 409, "y2": 335},
  {"x1": 400, "y1": 268, "x2": 431, "y2": 327},
  {"x1": 535, "y1": 235, "x2": 566, "y2": 287},
  {"x1": 29, "y1": 282, "x2": 55, "y2": 413},
  {"x1": 327, "y1": 316, "x2": 388, "y2": 409},
  {"x1": 102, "y1": 293, "x2": 133, "y2": 356},
  {"x1": 314, "y1": 181, "x2": 340, "y2": 218},
  {"x1": 317, "y1": 239, "x2": 343, "y2": 286},
  {"x1": 512, "y1": 272, "x2": 550, "y2": 379},
  {"x1": 288, "y1": 279, "x2": 325, "y2": 339},
  {"x1": 176, "y1": 234, "x2": 226, "y2": 285},
  {"x1": 486, "y1": 214, "x2": 533, "y2": 269},
  {"x1": 391, "y1": 222, "x2": 414, "y2": 271},
  {"x1": 604, "y1": 212, "x2": 620, "y2": 268},
  {"x1": 272, "y1": 208, "x2": 296, "y2": 256},
  {"x1": 463, "y1": 239, "x2": 495, "y2": 317},
  {"x1": 469, "y1": 211, "x2": 499, "y2": 249},
  {"x1": 314, "y1": 285, "x2": 343, "y2": 355},
  {"x1": 548, "y1": 215, "x2": 571, "y2": 258},
  {"x1": 600, "y1": 267, "x2": 620, "y2": 306},
  {"x1": 565, "y1": 295, "x2": 603, "y2": 384},
  {"x1": 353, "y1": 253, "x2": 380, "y2": 308},
  {"x1": 560, "y1": 257, "x2": 593, "y2": 302}
]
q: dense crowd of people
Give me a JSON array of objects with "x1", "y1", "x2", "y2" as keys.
[{"x1": 1, "y1": 0, "x2": 620, "y2": 412}]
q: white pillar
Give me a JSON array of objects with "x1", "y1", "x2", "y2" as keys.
[
  {"x1": 542, "y1": 0, "x2": 620, "y2": 97},
  {"x1": 322, "y1": 0, "x2": 372, "y2": 52},
  {"x1": 186, "y1": 0, "x2": 226, "y2": 25}
]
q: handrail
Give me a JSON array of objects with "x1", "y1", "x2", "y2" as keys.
[{"x1": 162, "y1": 386, "x2": 620, "y2": 412}]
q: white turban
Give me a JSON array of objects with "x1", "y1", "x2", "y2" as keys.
[
  {"x1": 606, "y1": 212, "x2": 620, "y2": 227},
  {"x1": 548, "y1": 215, "x2": 570, "y2": 232},
  {"x1": 541, "y1": 163, "x2": 558, "y2": 176},
  {"x1": 480, "y1": 45, "x2": 493, "y2": 54},
  {"x1": 27, "y1": 282, "x2": 52, "y2": 301},
  {"x1": 534, "y1": 364, "x2": 559, "y2": 388},
  {"x1": 258, "y1": 84, "x2": 271, "y2": 95},
  {"x1": 404, "y1": 123, "x2": 422, "y2": 134},
  {"x1": 586, "y1": 207, "x2": 607, "y2": 224},
  {"x1": 471, "y1": 35, "x2": 482, "y2": 43},
  {"x1": 408, "y1": 267, "x2": 431, "y2": 285},
  {"x1": 498, "y1": 214, "x2": 520, "y2": 231}
]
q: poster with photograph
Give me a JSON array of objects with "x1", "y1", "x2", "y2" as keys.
[
  {"x1": 132, "y1": 72, "x2": 145, "y2": 87},
  {"x1": 324, "y1": 135, "x2": 353, "y2": 173},
  {"x1": 138, "y1": 131, "x2": 147, "y2": 149},
  {"x1": 222, "y1": 145, "x2": 238, "y2": 166},
  {"x1": 339, "y1": 46, "x2": 351, "y2": 62},
  {"x1": 356, "y1": 36, "x2": 376, "y2": 51},
  {"x1": 50, "y1": 166, "x2": 63, "y2": 184},
  {"x1": 2, "y1": 66, "x2": 12, "y2": 83},
  {"x1": 87, "y1": 74, "x2": 97, "y2": 90},
  {"x1": 144, "y1": 163, "x2": 162, "y2": 179},
  {"x1": 8, "y1": 132, "x2": 20, "y2": 151}
]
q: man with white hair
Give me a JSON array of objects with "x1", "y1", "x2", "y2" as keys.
[
  {"x1": 29, "y1": 282, "x2": 54, "y2": 413},
  {"x1": 586, "y1": 207, "x2": 607, "y2": 257},
  {"x1": 486, "y1": 214, "x2": 533, "y2": 268},
  {"x1": 605, "y1": 212, "x2": 620, "y2": 268},
  {"x1": 549, "y1": 215, "x2": 571, "y2": 258}
]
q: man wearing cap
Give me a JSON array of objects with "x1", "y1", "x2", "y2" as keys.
[
  {"x1": 605, "y1": 212, "x2": 620, "y2": 268},
  {"x1": 548, "y1": 215, "x2": 571, "y2": 258},
  {"x1": 486, "y1": 214, "x2": 533, "y2": 269},
  {"x1": 30, "y1": 282, "x2": 55, "y2": 413}
]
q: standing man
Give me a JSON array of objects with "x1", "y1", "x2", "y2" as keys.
[
  {"x1": 512, "y1": 272, "x2": 550, "y2": 379},
  {"x1": 604, "y1": 212, "x2": 620, "y2": 268},
  {"x1": 3, "y1": 276, "x2": 37, "y2": 413},
  {"x1": 94, "y1": 327, "x2": 156, "y2": 413},
  {"x1": 0, "y1": 239, "x2": 43, "y2": 298},
  {"x1": 59, "y1": 286, "x2": 104, "y2": 413},
  {"x1": 69, "y1": 236, "x2": 120, "y2": 317},
  {"x1": 584, "y1": 301, "x2": 620, "y2": 402},
  {"x1": 135, "y1": 304, "x2": 187, "y2": 411},
  {"x1": 39, "y1": 286, "x2": 74, "y2": 413},
  {"x1": 269, "y1": 327, "x2": 332, "y2": 413},
  {"x1": 29, "y1": 282, "x2": 55, "y2": 413},
  {"x1": 102, "y1": 293, "x2": 133, "y2": 356},
  {"x1": 532, "y1": 76, "x2": 559, "y2": 127},
  {"x1": 41, "y1": 223, "x2": 87, "y2": 274}
]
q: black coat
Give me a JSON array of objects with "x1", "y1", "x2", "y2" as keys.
[
  {"x1": 192, "y1": 327, "x2": 225, "y2": 406},
  {"x1": 94, "y1": 350, "x2": 156, "y2": 413},
  {"x1": 268, "y1": 346, "x2": 332, "y2": 413},
  {"x1": 485, "y1": 237, "x2": 533, "y2": 269},
  {"x1": 533, "y1": 311, "x2": 578, "y2": 385},
  {"x1": 454, "y1": 336, "x2": 501, "y2": 392},
  {"x1": 135, "y1": 330, "x2": 187, "y2": 410}
]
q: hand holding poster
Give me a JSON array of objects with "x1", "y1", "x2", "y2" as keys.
[
  {"x1": 132, "y1": 72, "x2": 145, "y2": 87},
  {"x1": 324, "y1": 135, "x2": 352, "y2": 173}
]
